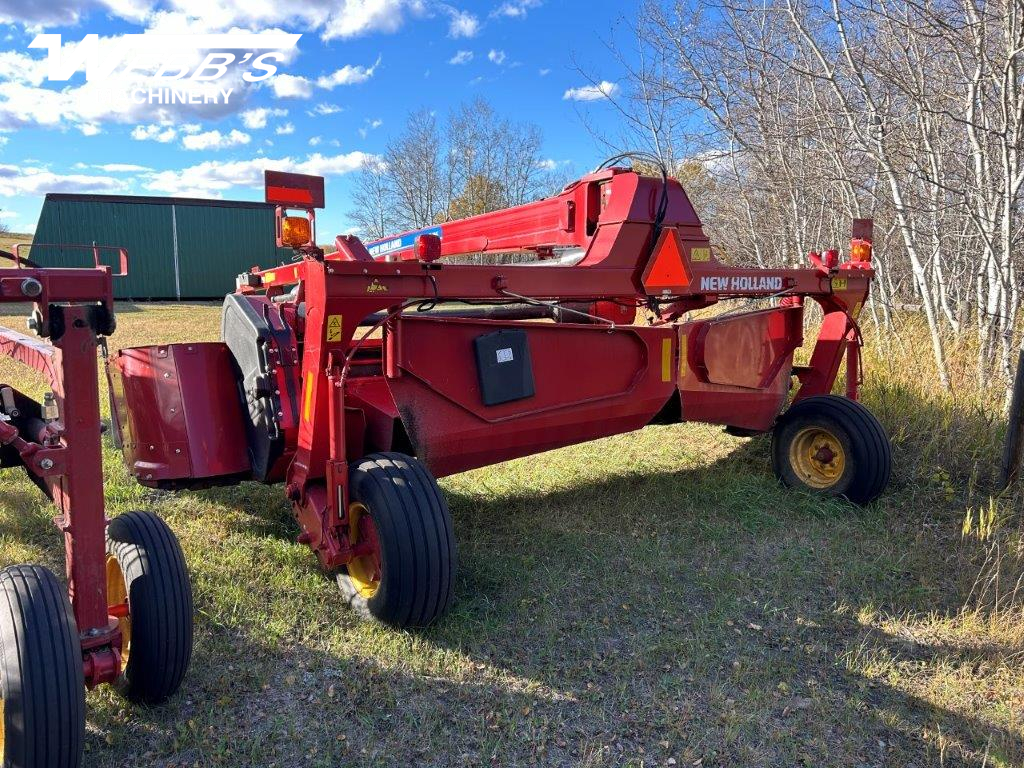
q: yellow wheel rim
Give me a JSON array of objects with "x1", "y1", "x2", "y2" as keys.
[
  {"x1": 106, "y1": 554, "x2": 131, "y2": 671},
  {"x1": 346, "y1": 502, "x2": 382, "y2": 599},
  {"x1": 789, "y1": 426, "x2": 846, "y2": 489}
]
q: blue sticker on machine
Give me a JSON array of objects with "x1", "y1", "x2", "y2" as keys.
[{"x1": 365, "y1": 226, "x2": 443, "y2": 258}]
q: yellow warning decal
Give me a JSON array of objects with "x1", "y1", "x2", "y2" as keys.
[
  {"x1": 661, "y1": 338, "x2": 672, "y2": 382},
  {"x1": 690, "y1": 247, "x2": 711, "y2": 262},
  {"x1": 832, "y1": 277, "x2": 848, "y2": 291},
  {"x1": 326, "y1": 314, "x2": 343, "y2": 342},
  {"x1": 679, "y1": 334, "x2": 688, "y2": 379},
  {"x1": 303, "y1": 377, "x2": 314, "y2": 422},
  {"x1": 263, "y1": 271, "x2": 276, "y2": 283},
  {"x1": 852, "y1": 301, "x2": 863, "y2": 319}
]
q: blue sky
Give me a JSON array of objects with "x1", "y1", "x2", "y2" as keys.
[{"x1": 0, "y1": 0, "x2": 640, "y2": 237}]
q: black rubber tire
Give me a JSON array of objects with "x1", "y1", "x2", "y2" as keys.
[
  {"x1": 338, "y1": 453, "x2": 456, "y2": 628},
  {"x1": 0, "y1": 564, "x2": 84, "y2": 768},
  {"x1": 772, "y1": 395, "x2": 891, "y2": 505},
  {"x1": 106, "y1": 511, "x2": 193, "y2": 704}
]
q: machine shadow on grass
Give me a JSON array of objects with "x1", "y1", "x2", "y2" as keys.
[
  {"x1": 85, "y1": 634, "x2": 562, "y2": 767},
  {"x1": 177, "y1": 421, "x2": 1021, "y2": 767}
]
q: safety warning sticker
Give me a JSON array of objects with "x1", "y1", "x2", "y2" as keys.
[{"x1": 327, "y1": 315, "x2": 342, "y2": 342}]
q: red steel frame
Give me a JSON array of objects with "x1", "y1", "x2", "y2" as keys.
[
  {"x1": 0, "y1": 245, "x2": 126, "y2": 688},
  {"x1": 242, "y1": 167, "x2": 874, "y2": 571},
  {"x1": 0, "y1": 167, "x2": 875, "y2": 695}
]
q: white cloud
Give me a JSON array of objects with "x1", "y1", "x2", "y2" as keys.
[
  {"x1": 495, "y1": 0, "x2": 542, "y2": 17},
  {"x1": 563, "y1": 80, "x2": 619, "y2": 101},
  {"x1": 308, "y1": 103, "x2": 343, "y2": 116},
  {"x1": 297, "y1": 152, "x2": 372, "y2": 176},
  {"x1": 0, "y1": 0, "x2": 148, "y2": 26},
  {"x1": 74, "y1": 161, "x2": 153, "y2": 172},
  {"x1": 0, "y1": 1, "x2": 436, "y2": 43},
  {"x1": 445, "y1": 7, "x2": 480, "y2": 38},
  {"x1": 275, "y1": 122, "x2": 295, "y2": 135},
  {"x1": 131, "y1": 123, "x2": 177, "y2": 143},
  {"x1": 78, "y1": 124, "x2": 101, "y2": 136},
  {"x1": 270, "y1": 74, "x2": 314, "y2": 99},
  {"x1": 0, "y1": 164, "x2": 129, "y2": 196},
  {"x1": 316, "y1": 56, "x2": 380, "y2": 88},
  {"x1": 358, "y1": 118, "x2": 382, "y2": 138},
  {"x1": 240, "y1": 107, "x2": 287, "y2": 130},
  {"x1": 3, "y1": 0, "x2": 420, "y2": 41},
  {"x1": 181, "y1": 128, "x2": 251, "y2": 150},
  {"x1": 0, "y1": 82, "x2": 68, "y2": 131},
  {"x1": 321, "y1": 0, "x2": 414, "y2": 39},
  {"x1": 0, "y1": 51, "x2": 47, "y2": 87},
  {"x1": 94, "y1": 163, "x2": 153, "y2": 172},
  {"x1": 539, "y1": 68, "x2": 550, "y2": 76},
  {"x1": 142, "y1": 151, "x2": 373, "y2": 197},
  {"x1": 449, "y1": 50, "x2": 473, "y2": 65},
  {"x1": 488, "y1": 49, "x2": 506, "y2": 65},
  {"x1": 309, "y1": 136, "x2": 322, "y2": 146},
  {"x1": 181, "y1": 123, "x2": 202, "y2": 134}
]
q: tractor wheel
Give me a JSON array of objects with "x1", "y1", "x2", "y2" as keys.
[
  {"x1": 338, "y1": 453, "x2": 456, "y2": 628},
  {"x1": 772, "y1": 395, "x2": 891, "y2": 505},
  {"x1": 106, "y1": 511, "x2": 193, "y2": 704},
  {"x1": 0, "y1": 564, "x2": 84, "y2": 768}
]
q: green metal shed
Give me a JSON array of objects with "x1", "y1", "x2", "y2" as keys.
[{"x1": 30, "y1": 194, "x2": 294, "y2": 299}]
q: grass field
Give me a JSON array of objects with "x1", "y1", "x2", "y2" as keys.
[
  {"x1": 0, "y1": 302, "x2": 1021, "y2": 767},
  {"x1": 0, "y1": 232, "x2": 32, "y2": 255}
]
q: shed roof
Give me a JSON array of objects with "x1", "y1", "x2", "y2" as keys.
[{"x1": 43, "y1": 193, "x2": 274, "y2": 210}]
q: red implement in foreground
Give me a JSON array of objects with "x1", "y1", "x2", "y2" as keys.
[{"x1": 0, "y1": 165, "x2": 890, "y2": 767}]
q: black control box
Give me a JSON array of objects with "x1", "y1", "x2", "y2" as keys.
[{"x1": 473, "y1": 329, "x2": 535, "y2": 406}]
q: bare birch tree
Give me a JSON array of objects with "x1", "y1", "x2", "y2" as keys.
[
  {"x1": 349, "y1": 98, "x2": 557, "y2": 237},
  {"x1": 612, "y1": 0, "x2": 1024, "y2": 393}
]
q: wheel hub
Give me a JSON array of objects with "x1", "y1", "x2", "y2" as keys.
[
  {"x1": 105, "y1": 554, "x2": 131, "y2": 671},
  {"x1": 346, "y1": 502, "x2": 382, "y2": 599},
  {"x1": 789, "y1": 426, "x2": 846, "y2": 489}
]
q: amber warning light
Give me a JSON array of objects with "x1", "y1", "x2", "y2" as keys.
[
  {"x1": 850, "y1": 218, "x2": 873, "y2": 264},
  {"x1": 266, "y1": 170, "x2": 323, "y2": 250},
  {"x1": 850, "y1": 239, "x2": 872, "y2": 263},
  {"x1": 281, "y1": 217, "x2": 312, "y2": 248}
]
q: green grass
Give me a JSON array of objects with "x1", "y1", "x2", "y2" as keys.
[
  {"x1": 0, "y1": 233, "x2": 33, "y2": 255},
  {"x1": 0, "y1": 303, "x2": 1021, "y2": 767}
]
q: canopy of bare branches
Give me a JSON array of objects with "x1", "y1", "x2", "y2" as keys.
[
  {"x1": 609, "y1": 0, "x2": 1023, "y2": 389},
  {"x1": 349, "y1": 98, "x2": 565, "y2": 243}
]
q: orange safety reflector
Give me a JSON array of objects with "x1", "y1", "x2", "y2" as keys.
[
  {"x1": 642, "y1": 228, "x2": 692, "y2": 294},
  {"x1": 268, "y1": 185, "x2": 315, "y2": 206}
]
